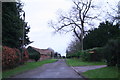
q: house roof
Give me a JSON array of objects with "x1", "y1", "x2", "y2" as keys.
[{"x1": 30, "y1": 46, "x2": 53, "y2": 55}]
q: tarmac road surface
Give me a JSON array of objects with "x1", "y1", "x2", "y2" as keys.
[{"x1": 11, "y1": 59, "x2": 84, "y2": 79}]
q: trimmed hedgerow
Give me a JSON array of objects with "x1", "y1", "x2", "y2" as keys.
[
  {"x1": 103, "y1": 38, "x2": 120, "y2": 66},
  {"x1": 66, "y1": 47, "x2": 104, "y2": 62},
  {"x1": 81, "y1": 47, "x2": 104, "y2": 61},
  {"x1": 2, "y1": 46, "x2": 29, "y2": 70},
  {"x1": 27, "y1": 46, "x2": 40, "y2": 61},
  {"x1": 2, "y1": 46, "x2": 19, "y2": 69},
  {"x1": 23, "y1": 49, "x2": 29, "y2": 62}
]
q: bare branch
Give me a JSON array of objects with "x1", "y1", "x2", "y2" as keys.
[
  {"x1": 61, "y1": 16, "x2": 82, "y2": 30},
  {"x1": 83, "y1": 0, "x2": 92, "y2": 20},
  {"x1": 49, "y1": 0, "x2": 101, "y2": 51},
  {"x1": 73, "y1": 27, "x2": 81, "y2": 40},
  {"x1": 57, "y1": 23, "x2": 73, "y2": 31}
]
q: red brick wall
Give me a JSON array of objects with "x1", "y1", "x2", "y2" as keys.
[{"x1": 39, "y1": 54, "x2": 51, "y2": 61}]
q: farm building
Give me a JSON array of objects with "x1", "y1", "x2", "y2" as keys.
[{"x1": 27, "y1": 46, "x2": 54, "y2": 61}]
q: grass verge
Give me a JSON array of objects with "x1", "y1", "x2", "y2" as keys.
[
  {"x1": 66, "y1": 59, "x2": 106, "y2": 66},
  {"x1": 2, "y1": 59, "x2": 57, "y2": 78},
  {"x1": 83, "y1": 66, "x2": 119, "y2": 78},
  {"x1": 66, "y1": 59, "x2": 119, "y2": 79}
]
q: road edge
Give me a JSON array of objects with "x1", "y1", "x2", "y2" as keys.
[
  {"x1": 65, "y1": 59, "x2": 89, "y2": 80},
  {"x1": 6, "y1": 59, "x2": 59, "y2": 78},
  {"x1": 71, "y1": 67, "x2": 89, "y2": 80}
]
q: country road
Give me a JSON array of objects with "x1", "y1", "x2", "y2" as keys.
[{"x1": 11, "y1": 59, "x2": 84, "y2": 79}]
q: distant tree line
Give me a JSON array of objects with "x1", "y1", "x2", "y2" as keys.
[{"x1": 54, "y1": 52, "x2": 61, "y2": 59}]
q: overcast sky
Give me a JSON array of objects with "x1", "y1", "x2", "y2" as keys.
[{"x1": 21, "y1": 0, "x2": 119, "y2": 56}]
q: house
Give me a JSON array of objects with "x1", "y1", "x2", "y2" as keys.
[{"x1": 28, "y1": 46, "x2": 54, "y2": 61}]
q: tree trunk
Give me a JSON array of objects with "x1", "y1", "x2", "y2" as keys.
[{"x1": 81, "y1": 28, "x2": 84, "y2": 52}]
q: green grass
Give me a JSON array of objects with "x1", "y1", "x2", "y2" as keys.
[
  {"x1": 66, "y1": 59, "x2": 106, "y2": 66},
  {"x1": 83, "y1": 66, "x2": 119, "y2": 78},
  {"x1": 2, "y1": 59, "x2": 57, "y2": 78},
  {"x1": 0, "y1": 72, "x2": 2, "y2": 80},
  {"x1": 66, "y1": 59, "x2": 119, "y2": 79}
]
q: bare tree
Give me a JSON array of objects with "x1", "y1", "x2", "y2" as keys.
[
  {"x1": 67, "y1": 38, "x2": 81, "y2": 54},
  {"x1": 49, "y1": 0, "x2": 100, "y2": 52},
  {"x1": 104, "y1": 1, "x2": 120, "y2": 24}
]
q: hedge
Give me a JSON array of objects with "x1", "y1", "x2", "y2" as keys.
[
  {"x1": 2, "y1": 46, "x2": 19, "y2": 69},
  {"x1": 2, "y1": 46, "x2": 29, "y2": 70},
  {"x1": 27, "y1": 46, "x2": 40, "y2": 61},
  {"x1": 81, "y1": 47, "x2": 104, "y2": 61},
  {"x1": 66, "y1": 47, "x2": 104, "y2": 62},
  {"x1": 103, "y1": 38, "x2": 120, "y2": 66}
]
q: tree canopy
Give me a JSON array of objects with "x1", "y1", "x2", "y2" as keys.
[
  {"x1": 83, "y1": 21, "x2": 120, "y2": 49},
  {"x1": 2, "y1": 2, "x2": 32, "y2": 48}
]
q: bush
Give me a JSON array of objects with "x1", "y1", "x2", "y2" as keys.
[
  {"x1": 27, "y1": 46, "x2": 40, "y2": 61},
  {"x1": 66, "y1": 47, "x2": 104, "y2": 62},
  {"x1": 23, "y1": 49, "x2": 29, "y2": 62},
  {"x1": 80, "y1": 47, "x2": 104, "y2": 61},
  {"x1": 2, "y1": 46, "x2": 20, "y2": 69},
  {"x1": 89, "y1": 47, "x2": 104, "y2": 61},
  {"x1": 66, "y1": 51, "x2": 81, "y2": 58},
  {"x1": 103, "y1": 38, "x2": 120, "y2": 66},
  {"x1": 2, "y1": 46, "x2": 30, "y2": 70},
  {"x1": 80, "y1": 51, "x2": 91, "y2": 61}
]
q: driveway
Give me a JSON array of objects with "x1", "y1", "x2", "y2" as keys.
[
  {"x1": 72, "y1": 65, "x2": 107, "y2": 72},
  {"x1": 11, "y1": 59, "x2": 83, "y2": 79}
]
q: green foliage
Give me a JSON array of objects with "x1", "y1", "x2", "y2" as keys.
[
  {"x1": 66, "y1": 50, "x2": 81, "y2": 58},
  {"x1": 84, "y1": 21, "x2": 120, "y2": 49},
  {"x1": 2, "y1": 2, "x2": 32, "y2": 48},
  {"x1": 27, "y1": 46, "x2": 40, "y2": 61},
  {"x1": 82, "y1": 47, "x2": 104, "y2": 61},
  {"x1": 103, "y1": 38, "x2": 120, "y2": 66},
  {"x1": 82, "y1": 21, "x2": 120, "y2": 66},
  {"x1": 83, "y1": 67, "x2": 119, "y2": 78},
  {"x1": 54, "y1": 52, "x2": 61, "y2": 59},
  {"x1": 67, "y1": 47, "x2": 104, "y2": 62},
  {"x1": 80, "y1": 51, "x2": 91, "y2": 61},
  {"x1": 2, "y1": 59, "x2": 57, "y2": 78}
]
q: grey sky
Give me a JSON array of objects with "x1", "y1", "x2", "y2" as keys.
[
  {"x1": 21, "y1": 0, "x2": 73, "y2": 56},
  {"x1": 21, "y1": 0, "x2": 119, "y2": 56}
]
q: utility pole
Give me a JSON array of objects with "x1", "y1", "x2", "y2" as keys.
[
  {"x1": 21, "y1": 11, "x2": 25, "y2": 64},
  {"x1": 118, "y1": 1, "x2": 120, "y2": 24}
]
